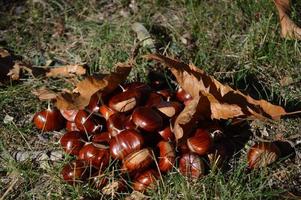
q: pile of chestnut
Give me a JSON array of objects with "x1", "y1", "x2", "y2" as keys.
[{"x1": 33, "y1": 80, "x2": 284, "y2": 193}]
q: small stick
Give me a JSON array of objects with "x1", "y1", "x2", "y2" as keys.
[{"x1": 0, "y1": 178, "x2": 19, "y2": 200}]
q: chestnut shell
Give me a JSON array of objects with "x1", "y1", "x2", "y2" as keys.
[
  {"x1": 132, "y1": 107, "x2": 163, "y2": 132},
  {"x1": 33, "y1": 108, "x2": 65, "y2": 131}
]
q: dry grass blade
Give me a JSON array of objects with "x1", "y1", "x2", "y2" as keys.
[{"x1": 274, "y1": 0, "x2": 301, "y2": 40}]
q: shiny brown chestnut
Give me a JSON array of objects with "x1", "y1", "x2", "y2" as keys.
[
  {"x1": 132, "y1": 169, "x2": 159, "y2": 192},
  {"x1": 74, "y1": 110, "x2": 103, "y2": 134},
  {"x1": 145, "y1": 92, "x2": 163, "y2": 107},
  {"x1": 124, "y1": 115, "x2": 136, "y2": 130},
  {"x1": 176, "y1": 87, "x2": 192, "y2": 103},
  {"x1": 157, "y1": 141, "x2": 175, "y2": 173},
  {"x1": 247, "y1": 142, "x2": 280, "y2": 169},
  {"x1": 33, "y1": 108, "x2": 65, "y2": 131},
  {"x1": 61, "y1": 160, "x2": 89, "y2": 185},
  {"x1": 60, "y1": 109, "x2": 78, "y2": 122},
  {"x1": 108, "y1": 89, "x2": 141, "y2": 112},
  {"x1": 78, "y1": 143, "x2": 110, "y2": 169},
  {"x1": 107, "y1": 113, "x2": 127, "y2": 137},
  {"x1": 179, "y1": 153, "x2": 205, "y2": 179},
  {"x1": 88, "y1": 93, "x2": 101, "y2": 112},
  {"x1": 92, "y1": 132, "x2": 110, "y2": 145},
  {"x1": 156, "y1": 89, "x2": 174, "y2": 100},
  {"x1": 187, "y1": 129, "x2": 212, "y2": 156},
  {"x1": 60, "y1": 131, "x2": 87, "y2": 156},
  {"x1": 148, "y1": 71, "x2": 168, "y2": 90},
  {"x1": 158, "y1": 127, "x2": 174, "y2": 141},
  {"x1": 66, "y1": 121, "x2": 80, "y2": 132},
  {"x1": 123, "y1": 82, "x2": 152, "y2": 93},
  {"x1": 99, "y1": 105, "x2": 115, "y2": 120},
  {"x1": 200, "y1": 122, "x2": 224, "y2": 141},
  {"x1": 109, "y1": 129, "x2": 144, "y2": 160},
  {"x1": 155, "y1": 101, "x2": 183, "y2": 118},
  {"x1": 122, "y1": 148, "x2": 153, "y2": 172},
  {"x1": 132, "y1": 107, "x2": 163, "y2": 132}
]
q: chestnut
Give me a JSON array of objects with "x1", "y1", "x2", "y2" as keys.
[
  {"x1": 157, "y1": 141, "x2": 175, "y2": 173},
  {"x1": 132, "y1": 169, "x2": 159, "y2": 192},
  {"x1": 66, "y1": 121, "x2": 80, "y2": 132},
  {"x1": 122, "y1": 148, "x2": 153, "y2": 172},
  {"x1": 155, "y1": 101, "x2": 183, "y2": 118},
  {"x1": 74, "y1": 110, "x2": 104, "y2": 134},
  {"x1": 132, "y1": 107, "x2": 163, "y2": 132},
  {"x1": 148, "y1": 71, "x2": 168, "y2": 90},
  {"x1": 78, "y1": 143, "x2": 110, "y2": 169},
  {"x1": 92, "y1": 132, "x2": 110, "y2": 145},
  {"x1": 158, "y1": 127, "x2": 174, "y2": 141},
  {"x1": 145, "y1": 92, "x2": 163, "y2": 107},
  {"x1": 187, "y1": 129, "x2": 212, "y2": 156},
  {"x1": 60, "y1": 109, "x2": 78, "y2": 122},
  {"x1": 60, "y1": 131, "x2": 87, "y2": 156},
  {"x1": 108, "y1": 89, "x2": 141, "y2": 112},
  {"x1": 88, "y1": 93, "x2": 101, "y2": 112},
  {"x1": 179, "y1": 153, "x2": 205, "y2": 179},
  {"x1": 123, "y1": 82, "x2": 151, "y2": 92},
  {"x1": 176, "y1": 87, "x2": 192, "y2": 103},
  {"x1": 107, "y1": 113, "x2": 127, "y2": 137},
  {"x1": 247, "y1": 142, "x2": 280, "y2": 169},
  {"x1": 156, "y1": 89, "x2": 174, "y2": 100},
  {"x1": 33, "y1": 108, "x2": 65, "y2": 131},
  {"x1": 109, "y1": 129, "x2": 144, "y2": 160},
  {"x1": 124, "y1": 115, "x2": 136, "y2": 130},
  {"x1": 99, "y1": 105, "x2": 115, "y2": 120},
  {"x1": 61, "y1": 160, "x2": 89, "y2": 185}
]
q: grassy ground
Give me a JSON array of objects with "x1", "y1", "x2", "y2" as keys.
[{"x1": 0, "y1": 0, "x2": 301, "y2": 199}]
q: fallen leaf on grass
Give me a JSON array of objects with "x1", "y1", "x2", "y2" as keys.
[
  {"x1": 1, "y1": 48, "x2": 87, "y2": 82},
  {"x1": 55, "y1": 61, "x2": 133, "y2": 110},
  {"x1": 145, "y1": 54, "x2": 288, "y2": 141},
  {"x1": 7, "y1": 61, "x2": 33, "y2": 80},
  {"x1": 31, "y1": 88, "x2": 58, "y2": 100},
  {"x1": 45, "y1": 64, "x2": 86, "y2": 77},
  {"x1": 274, "y1": 0, "x2": 301, "y2": 40}
]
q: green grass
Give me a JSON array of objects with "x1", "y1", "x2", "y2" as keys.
[{"x1": 1, "y1": 0, "x2": 301, "y2": 199}]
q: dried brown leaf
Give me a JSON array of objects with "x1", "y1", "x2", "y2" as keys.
[
  {"x1": 145, "y1": 54, "x2": 287, "y2": 141},
  {"x1": 55, "y1": 61, "x2": 133, "y2": 110},
  {"x1": 32, "y1": 88, "x2": 57, "y2": 101},
  {"x1": 45, "y1": 64, "x2": 86, "y2": 77},
  {"x1": 7, "y1": 62, "x2": 22, "y2": 80},
  {"x1": 274, "y1": 0, "x2": 301, "y2": 40}
]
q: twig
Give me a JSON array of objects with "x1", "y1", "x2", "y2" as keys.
[{"x1": 0, "y1": 178, "x2": 19, "y2": 200}]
